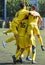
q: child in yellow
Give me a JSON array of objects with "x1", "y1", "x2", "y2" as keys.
[
  {"x1": 11, "y1": 2, "x2": 33, "y2": 64},
  {"x1": 2, "y1": 21, "x2": 16, "y2": 45},
  {"x1": 27, "y1": 6, "x2": 45, "y2": 64},
  {"x1": 2, "y1": 2, "x2": 31, "y2": 64},
  {"x1": 2, "y1": 10, "x2": 20, "y2": 45}
]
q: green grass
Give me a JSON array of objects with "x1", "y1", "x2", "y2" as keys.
[{"x1": 0, "y1": 28, "x2": 45, "y2": 65}]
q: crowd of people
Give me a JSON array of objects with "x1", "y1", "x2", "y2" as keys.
[{"x1": 2, "y1": 2, "x2": 45, "y2": 64}]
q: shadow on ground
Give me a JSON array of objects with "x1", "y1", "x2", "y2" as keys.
[{"x1": 0, "y1": 61, "x2": 31, "y2": 65}]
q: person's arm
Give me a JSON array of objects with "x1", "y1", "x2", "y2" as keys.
[
  {"x1": 29, "y1": 11, "x2": 40, "y2": 17},
  {"x1": 37, "y1": 15, "x2": 43, "y2": 27}
]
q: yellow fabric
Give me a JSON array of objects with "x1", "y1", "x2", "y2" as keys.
[
  {"x1": 27, "y1": 47, "x2": 32, "y2": 58},
  {"x1": 27, "y1": 11, "x2": 43, "y2": 61},
  {"x1": 32, "y1": 48, "x2": 36, "y2": 61},
  {"x1": 27, "y1": 24, "x2": 43, "y2": 47},
  {"x1": 18, "y1": 19, "x2": 28, "y2": 36},
  {"x1": 17, "y1": 36, "x2": 25, "y2": 48},
  {"x1": 11, "y1": 22, "x2": 18, "y2": 34},
  {"x1": 15, "y1": 50, "x2": 21, "y2": 60},
  {"x1": 33, "y1": 26, "x2": 43, "y2": 46},
  {"x1": 4, "y1": 29, "x2": 12, "y2": 34},
  {"x1": 28, "y1": 11, "x2": 39, "y2": 25},
  {"x1": 11, "y1": 9, "x2": 29, "y2": 34},
  {"x1": 15, "y1": 9, "x2": 29, "y2": 23},
  {"x1": 33, "y1": 26, "x2": 40, "y2": 35},
  {"x1": 5, "y1": 36, "x2": 15, "y2": 43},
  {"x1": 38, "y1": 36, "x2": 43, "y2": 46}
]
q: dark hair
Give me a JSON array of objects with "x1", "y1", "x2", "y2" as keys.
[
  {"x1": 31, "y1": 6, "x2": 36, "y2": 10},
  {"x1": 20, "y1": 2, "x2": 26, "y2": 9}
]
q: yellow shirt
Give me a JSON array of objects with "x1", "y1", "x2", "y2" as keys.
[
  {"x1": 28, "y1": 11, "x2": 39, "y2": 25},
  {"x1": 11, "y1": 9, "x2": 29, "y2": 34},
  {"x1": 18, "y1": 19, "x2": 28, "y2": 36},
  {"x1": 12, "y1": 9, "x2": 29, "y2": 24}
]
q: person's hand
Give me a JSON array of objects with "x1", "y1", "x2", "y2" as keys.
[{"x1": 14, "y1": 34, "x2": 18, "y2": 39}]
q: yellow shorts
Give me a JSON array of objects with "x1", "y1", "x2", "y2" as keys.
[
  {"x1": 27, "y1": 25, "x2": 37, "y2": 46},
  {"x1": 18, "y1": 36, "x2": 25, "y2": 48},
  {"x1": 33, "y1": 25, "x2": 40, "y2": 35},
  {"x1": 27, "y1": 25, "x2": 40, "y2": 35},
  {"x1": 24, "y1": 33, "x2": 31, "y2": 47}
]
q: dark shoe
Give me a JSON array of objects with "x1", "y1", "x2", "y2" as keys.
[
  {"x1": 19, "y1": 57, "x2": 22, "y2": 63},
  {"x1": 12, "y1": 55, "x2": 16, "y2": 64},
  {"x1": 41, "y1": 46, "x2": 45, "y2": 51},
  {"x1": 26, "y1": 57, "x2": 32, "y2": 61},
  {"x1": 32, "y1": 60, "x2": 37, "y2": 64},
  {"x1": 15, "y1": 57, "x2": 22, "y2": 63}
]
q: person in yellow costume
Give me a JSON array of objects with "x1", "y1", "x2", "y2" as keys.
[
  {"x1": 2, "y1": 10, "x2": 20, "y2": 43},
  {"x1": 2, "y1": 2, "x2": 30, "y2": 64},
  {"x1": 2, "y1": 32, "x2": 16, "y2": 47},
  {"x1": 27, "y1": 6, "x2": 45, "y2": 64},
  {"x1": 2, "y1": 7, "x2": 31, "y2": 61},
  {"x1": 2, "y1": 20, "x2": 21, "y2": 58},
  {"x1": 11, "y1": 2, "x2": 33, "y2": 64},
  {"x1": 2, "y1": 21, "x2": 16, "y2": 46},
  {"x1": 2, "y1": 9, "x2": 21, "y2": 45},
  {"x1": 13, "y1": 5, "x2": 39, "y2": 64},
  {"x1": 25, "y1": 32, "x2": 36, "y2": 61}
]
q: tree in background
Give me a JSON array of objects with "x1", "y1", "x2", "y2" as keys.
[
  {"x1": 0, "y1": 0, "x2": 4, "y2": 19},
  {"x1": 38, "y1": 0, "x2": 45, "y2": 17},
  {"x1": 7, "y1": 0, "x2": 30, "y2": 20}
]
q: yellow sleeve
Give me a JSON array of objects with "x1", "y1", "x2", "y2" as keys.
[
  {"x1": 11, "y1": 21, "x2": 18, "y2": 34},
  {"x1": 14, "y1": 9, "x2": 29, "y2": 23},
  {"x1": 18, "y1": 10, "x2": 29, "y2": 21},
  {"x1": 11, "y1": 10, "x2": 29, "y2": 34},
  {"x1": 12, "y1": 10, "x2": 29, "y2": 24},
  {"x1": 11, "y1": 11, "x2": 20, "y2": 34}
]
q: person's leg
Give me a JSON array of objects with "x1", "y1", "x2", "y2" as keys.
[
  {"x1": 6, "y1": 36, "x2": 15, "y2": 43},
  {"x1": 32, "y1": 45, "x2": 36, "y2": 64},
  {"x1": 12, "y1": 48, "x2": 23, "y2": 64},
  {"x1": 2, "y1": 36, "x2": 15, "y2": 48},
  {"x1": 31, "y1": 36, "x2": 36, "y2": 64},
  {"x1": 3, "y1": 29, "x2": 12, "y2": 35},
  {"x1": 27, "y1": 26, "x2": 36, "y2": 63},
  {"x1": 13, "y1": 36, "x2": 24, "y2": 62},
  {"x1": 34, "y1": 26, "x2": 45, "y2": 51}
]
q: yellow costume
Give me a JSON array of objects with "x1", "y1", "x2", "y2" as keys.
[
  {"x1": 11, "y1": 9, "x2": 30, "y2": 60},
  {"x1": 27, "y1": 10, "x2": 43, "y2": 62},
  {"x1": 3, "y1": 21, "x2": 16, "y2": 44},
  {"x1": 11, "y1": 9, "x2": 29, "y2": 34}
]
